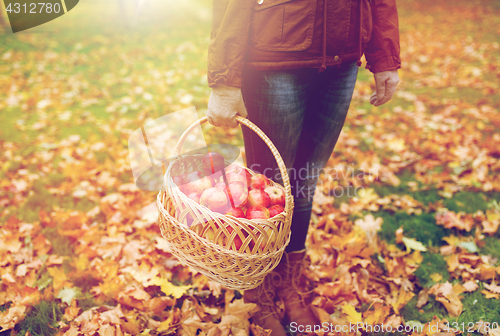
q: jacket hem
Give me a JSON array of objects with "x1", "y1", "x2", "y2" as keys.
[{"x1": 244, "y1": 53, "x2": 360, "y2": 71}]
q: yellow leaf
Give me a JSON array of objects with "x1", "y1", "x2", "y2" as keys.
[
  {"x1": 481, "y1": 290, "x2": 500, "y2": 299},
  {"x1": 486, "y1": 209, "x2": 500, "y2": 222},
  {"x1": 387, "y1": 138, "x2": 406, "y2": 152},
  {"x1": 152, "y1": 277, "x2": 190, "y2": 298},
  {"x1": 406, "y1": 250, "x2": 423, "y2": 266},
  {"x1": 158, "y1": 313, "x2": 174, "y2": 332},
  {"x1": 47, "y1": 267, "x2": 67, "y2": 291},
  {"x1": 74, "y1": 254, "x2": 89, "y2": 271},
  {"x1": 391, "y1": 287, "x2": 415, "y2": 315},
  {"x1": 363, "y1": 303, "x2": 390, "y2": 326},
  {"x1": 443, "y1": 235, "x2": 461, "y2": 246},
  {"x1": 430, "y1": 273, "x2": 443, "y2": 283},
  {"x1": 357, "y1": 188, "x2": 380, "y2": 205},
  {"x1": 402, "y1": 237, "x2": 427, "y2": 252},
  {"x1": 341, "y1": 303, "x2": 362, "y2": 324}
]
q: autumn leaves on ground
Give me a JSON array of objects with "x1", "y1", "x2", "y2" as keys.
[{"x1": 1, "y1": 0, "x2": 500, "y2": 335}]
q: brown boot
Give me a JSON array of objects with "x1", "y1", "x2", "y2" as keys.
[
  {"x1": 274, "y1": 249, "x2": 321, "y2": 335},
  {"x1": 243, "y1": 273, "x2": 287, "y2": 336}
]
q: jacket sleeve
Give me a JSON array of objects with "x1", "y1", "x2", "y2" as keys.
[
  {"x1": 207, "y1": 0, "x2": 254, "y2": 88},
  {"x1": 364, "y1": 0, "x2": 401, "y2": 73}
]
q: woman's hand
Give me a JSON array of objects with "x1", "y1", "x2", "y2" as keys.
[
  {"x1": 370, "y1": 70, "x2": 399, "y2": 106},
  {"x1": 207, "y1": 84, "x2": 248, "y2": 128}
]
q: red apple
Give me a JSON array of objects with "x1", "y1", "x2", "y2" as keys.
[
  {"x1": 226, "y1": 172, "x2": 249, "y2": 188},
  {"x1": 246, "y1": 205, "x2": 270, "y2": 220},
  {"x1": 268, "y1": 204, "x2": 285, "y2": 218},
  {"x1": 247, "y1": 189, "x2": 271, "y2": 208},
  {"x1": 184, "y1": 175, "x2": 215, "y2": 195},
  {"x1": 227, "y1": 181, "x2": 248, "y2": 207},
  {"x1": 224, "y1": 164, "x2": 246, "y2": 176},
  {"x1": 199, "y1": 187, "x2": 229, "y2": 212},
  {"x1": 224, "y1": 165, "x2": 251, "y2": 187},
  {"x1": 187, "y1": 193, "x2": 200, "y2": 203},
  {"x1": 264, "y1": 186, "x2": 286, "y2": 207},
  {"x1": 224, "y1": 207, "x2": 246, "y2": 218},
  {"x1": 215, "y1": 181, "x2": 227, "y2": 190},
  {"x1": 202, "y1": 152, "x2": 225, "y2": 175},
  {"x1": 250, "y1": 174, "x2": 271, "y2": 190}
]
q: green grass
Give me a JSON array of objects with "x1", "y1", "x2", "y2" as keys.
[
  {"x1": 402, "y1": 295, "x2": 449, "y2": 325},
  {"x1": 402, "y1": 283, "x2": 500, "y2": 335},
  {"x1": 414, "y1": 252, "x2": 450, "y2": 288},
  {"x1": 41, "y1": 227, "x2": 75, "y2": 257},
  {"x1": 0, "y1": 302, "x2": 12, "y2": 313},
  {"x1": 18, "y1": 179, "x2": 96, "y2": 222},
  {"x1": 377, "y1": 211, "x2": 448, "y2": 247},
  {"x1": 458, "y1": 284, "x2": 500, "y2": 327},
  {"x1": 13, "y1": 301, "x2": 63, "y2": 336},
  {"x1": 479, "y1": 236, "x2": 500, "y2": 264},
  {"x1": 442, "y1": 191, "x2": 490, "y2": 213}
]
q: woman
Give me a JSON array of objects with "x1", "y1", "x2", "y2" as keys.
[{"x1": 207, "y1": 0, "x2": 400, "y2": 334}]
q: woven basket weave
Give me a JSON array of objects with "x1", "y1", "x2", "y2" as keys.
[{"x1": 157, "y1": 116, "x2": 293, "y2": 290}]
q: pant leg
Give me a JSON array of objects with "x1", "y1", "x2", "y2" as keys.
[
  {"x1": 241, "y1": 68, "x2": 309, "y2": 183},
  {"x1": 286, "y1": 61, "x2": 359, "y2": 252},
  {"x1": 241, "y1": 62, "x2": 358, "y2": 253}
]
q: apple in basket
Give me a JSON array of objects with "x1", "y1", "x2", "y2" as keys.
[
  {"x1": 265, "y1": 186, "x2": 286, "y2": 207},
  {"x1": 184, "y1": 171, "x2": 215, "y2": 195},
  {"x1": 268, "y1": 204, "x2": 285, "y2": 218},
  {"x1": 202, "y1": 152, "x2": 225, "y2": 175},
  {"x1": 187, "y1": 192, "x2": 200, "y2": 203},
  {"x1": 226, "y1": 181, "x2": 248, "y2": 207},
  {"x1": 224, "y1": 165, "x2": 251, "y2": 187},
  {"x1": 215, "y1": 182, "x2": 227, "y2": 190},
  {"x1": 200, "y1": 187, "x2": 229, "y2": 213},
  {"x1": 224, "y1": 207, "x2": 245, "y2": 218},
  {"x1": 247, "y1": 189, "x2": 271, "y2": 208},
  {"x1": 246, "y1": 206, "x2": 270, "y2": 220},
  {"x1": 250, "y1": 174, "x2": 271, "y2": 190}
]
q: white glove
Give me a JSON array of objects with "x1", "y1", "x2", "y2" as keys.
[
  {"x1": 207, "y1": 84, "x2": 248, "y2": 128},
  {"x1": 370, "y1": 70, "x2": 400, "y2": 106}
]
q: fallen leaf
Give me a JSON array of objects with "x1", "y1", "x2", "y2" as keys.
[
  {"x1": 462, "y1": 280, "x2": 479, "y2": 292},
  {"x1": 429, "y1": 282, "x2": 463, "y2": 317},
  {"x1": 341, "y1": 303, "x2": 362, "y2": 324},
  {"x1": 483, "y1": 282, "x2": 500, "y2": 294},
  {"x1": 151, "y1": 277, "x2": 191, "y2": 298},
  {"x1": 402, "y1": 237, "x2": 427, "y2": 251}
]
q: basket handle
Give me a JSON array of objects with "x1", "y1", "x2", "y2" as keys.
[{"x1": 172, "y1": 116, "x2": 293, "y2": 217}]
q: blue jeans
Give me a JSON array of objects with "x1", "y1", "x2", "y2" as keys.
[{"x1": 241, "y1": 61, "x2": 359, "y2": 252}]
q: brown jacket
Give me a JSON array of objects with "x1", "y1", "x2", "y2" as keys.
[{"x1": 208, "y1": 0, "x2": 401, "y2": 88}]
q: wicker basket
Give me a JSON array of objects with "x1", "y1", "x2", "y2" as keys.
[{"x1": 157, "y1": 116, "x2": 293, "y2": 290}]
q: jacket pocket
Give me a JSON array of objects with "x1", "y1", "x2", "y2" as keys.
[
  {"x1": 250, "y1": 0, "x2": 316, "y2": 52},
  {"x1": 361, "y1": 0, "x2": 372, "y2": 44}
]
